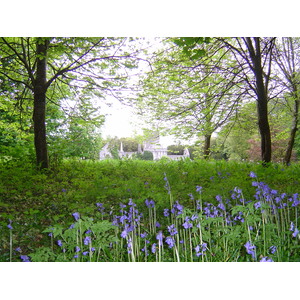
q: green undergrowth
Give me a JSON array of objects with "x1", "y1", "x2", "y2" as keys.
[{"x1": 0, "y1": 158, "x2": 300, "y2": 261}]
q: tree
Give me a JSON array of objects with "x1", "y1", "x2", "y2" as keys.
[
  {"x1": 0, "y1": 37, "x2": 137, "y2": 169},
  {"x1": 136, "y1": 38, "x2": 242, "y2": 159},
  {"x1": 274, "y1": 37, "x2": 300, "y2": 165},
  {"x1": 221, "y1": 37, "x2": 276, "y2": 164}
]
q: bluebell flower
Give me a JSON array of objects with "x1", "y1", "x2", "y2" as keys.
[
  {"x1": 73, "y1": 255, "x2": 79, "y2": 259},
  {"x1": 156, "y1": 222, "x2": 161, "y2": 228},
  {"x1": 127, "y1": 238, "x2": 133, "y2": 254},
  {"x1": 82, "y1": 251, "x2": 89, "y2": 256},
  {"x1": 254, "y1": 201, "x2": 261, "y2": 209},
  {"x1": 165, "y1": 236, "x2": 175, "y2": 249},
  {"x1": 156, "y1": 231, "x2": 163, "y2": 246},
  {"x1": 164, "y1": 208, "x2": 170, "y2": 217},
  {"x1": 196, "y1": 186, "x2": 202, "y2": 193},
  {"x1": 75, "y1": 246, "x2": 81, "y2": 252},
  {"x1": 188, "y1": 193, "x2": 194, "y2": 200},
  {"x1": 85, "y1": 229, "x2": 92, "y2": 234},
  {"x1": 7, "y1": 219, "x2": 13, "y2": 230},
  {"x1": 62, "y1": 188, "x2": 67, "y2": 192},
  {"x1": 119, "y1": 215, "x2": 127, "y2": 224},
  {"x1": 15, "y1": 247, "x2": 22, "y2": 253},
  {"x1": 20, "y1": 255, "x2": 31, "y2": 262},
  {"x1": 191, "y1": 214, "x2": 198, "y2": 221},
  {"x1": 171, "y1": 201, "x2": 184, "y2": 215},
  {"x1": 182, "y1": 221, "x2": 192, "y2": 229},
  {"x1": 195, "y1": 243, "x2": 207, "y2": 256},
  {"x1": 57, "y1": 240, "x2": 63, "y2": 247},
  {"x1": 244, "y1": 241, "x2": 256, "y2": 259},
  {"x1": 151, "y1": 243, "x2": 157, "y2": 253},
  {"x1": 217, "y1": 202, "x2": 226, "y2": 211},
  {"x1": 292, "y1": 228, "x2": 299, "y2": 238},
  {"x1": 290, "y1": 222, "x2": 299, "y2": 237},
  {"x1": 234, "y1": 187, "x2": 242, "y2": 194},
  {"x1": 72, "y1": 212, "x2": 80, "y2": 221},
  {"x1": 216, "y1": 195, "x2": 222, "y2": 202},
  {"x1": 260, "y1": 256, "x2": 273, "y2": 262},
  {"x1": 145, "y1": 199, "x2": 155, "y2": 208},
  {"x1": 168, "y1": 224, "x2": 178, "y2": 236},
  {"x1": 128, "y1": 198, "x2": 135, "y2": 206},
  {"x1": 84, "y1": 236, "x2": 91, "y2": 245},
  {"x1": 91, "y1": 247, "x2": 96, "y2": 252},
  {"x1": 121, "y1": 229, "x2": 128, "y2": 239},
  {"x1": 269, "y1": 245, "x2": 277, "y2": 254},
  {"x1": 69, "y1": 223, "x2": 75, "y2": 229},
  {"x1": 196, "y1": 200, "x2": 202, "y2": 211},
  {"x1": 249, "y1": 171, "x2": 257, "y2": 178},
  {"x1": 140, "y1": 232, "x2": 148, "y2": 238}
]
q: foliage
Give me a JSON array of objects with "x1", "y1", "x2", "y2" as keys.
[{"x1": 1, "y1": 159, "x2": 300, "y2": 261}]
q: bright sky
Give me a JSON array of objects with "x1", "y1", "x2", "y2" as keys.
[{"x1": 100, "y1": 100, "x2": 175, "y2": 147}]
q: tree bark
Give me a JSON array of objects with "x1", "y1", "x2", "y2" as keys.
[
  {"x1": 284, "y1": 94, "x2": 299, "y2": 165},
  {"x1": 245, "y1": 38, "x2": 272, "y2": 164},
  {"x1": 33, "y1": 39, "x2": 49, "y2": 169},
  {"x1": 203, "y1": 134, "x2": 211, "y2": 159}
]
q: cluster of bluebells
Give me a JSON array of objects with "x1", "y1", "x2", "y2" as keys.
[
  {"x1": 14, "y1": 170, "x2": 299, "y2": 262},
  {"x1": 195, "y1": 243, "x2": 208, "y2": 257}
]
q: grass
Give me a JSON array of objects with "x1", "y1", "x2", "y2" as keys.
[{"x1": 1, "y1": 158, "x2": 300, "y2": 262}]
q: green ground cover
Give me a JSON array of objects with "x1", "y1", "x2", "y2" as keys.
[{"x1": 1, "y1": 159, "x2": 300, "y2": 262}]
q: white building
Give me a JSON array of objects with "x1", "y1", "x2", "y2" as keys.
[{"x1": 99, "y1": 134, "x2": 190, "y2": 160}]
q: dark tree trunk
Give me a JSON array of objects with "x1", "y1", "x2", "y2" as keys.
[
  {"x1": 284, "y1": 95, "x2": 299, "y2": 165},
  {"x1": 245, "y1": 38, "x2": 272, "y2": 164},
  {"x1": 203, "y1": 134, "x2": 211, "y2": 159},
  {"x1": 33, "y1": 39, "x2": 49, "y2": 169}
]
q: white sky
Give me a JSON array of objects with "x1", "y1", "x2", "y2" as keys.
[{"x1": 100, "y1": 99, "x2": 176, "y2": 147}]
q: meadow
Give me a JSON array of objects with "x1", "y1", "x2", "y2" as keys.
[{"x1": 1, "y1": 158, "x2": 300, "y2": 262}]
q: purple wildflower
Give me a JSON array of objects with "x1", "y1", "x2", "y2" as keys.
[
  {"x1": 151, "y1": 243, "x2": 157, "y2": 253},
  {"x1": 188, "y1": 193, "x2": 194, "y2": 200},
  {"x1": 72, "y1": 212, "x2": 80, "y2": 221},
  {"x1": 145, "y1": 199, "x2": 155, "y2": 208},
  {"x1": 7, "y1": 219, "x2": 13, "y2": 230},
  {"x1": 249, "y1": 171, "x2": 257, "y2": 178},
  {"x1": 196, "y1": 186, "x2": 202, "y2": 193},
  {"x1": 254, "y1": 201, "x2": 261, "y2": 209},
  {"x1": 164, "y1": 208, "x2": 170, "y2": 217},
  {"x1": 57, "y1": 240, "x2": 63, "y2": 247},
  {"x1": 195, "y1": 243, "x2": 207, "y2": 256},
  {"x1": 121, "y1": 228, "x2": 128, "y2": 239},
  {"x1": 191, "y1": 214, "x2": 198, "y2": 221},
  {"x1": 182, "y1": 219, "x2": 193, "y2": 229},
  {"x1": 165, "y1": 236, "x2": 175, "y2": 249},
  {"x1": 167, "y1": 224, "x2": 178, "y2": 236},
  {"x1": 20, "y1": 255, "x2": 31, "y2": 262},
  {"x1": 260, "y1": 257, "x2": 273, "y2": 262},
  {"x1": 75, "y1": 246, "x2": 81, "y2": 252},
  {"x1": 269, "y1": 245, "x2": 277, "y2": 254},
  {"x1": 84, "y1": 236, "x2": 92, "y2": 245},
  {"x1": 156, "y1": 231, "x2": 163, "y2": 246},
  {"x1": 140, "y1": 232, "x2": 148, "y2": 239},
  {"x1": 244, "y1": 241, "x2": 256, "y2": 259},
  {"x1": 15, "y1": 247, "x2": 22, "y2": 253}
]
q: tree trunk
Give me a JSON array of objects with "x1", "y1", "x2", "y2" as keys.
[
  {"x1": 246, "y1": 38, "x2": 272, "y2": 164},
  {"x1": 203, "y1": 134, "x2": 211, "y2": 159},
  {"x1": 33, "y1": 39, "x2": 49, "y2": 169},
  {"x1": 284, "y1": 95, "x2": 299, "y2": 165}
]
